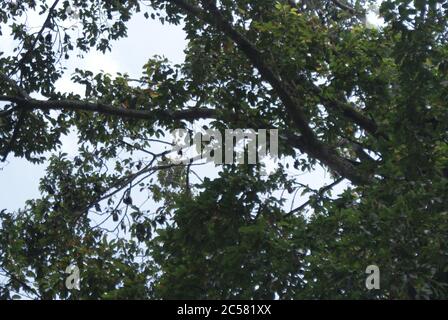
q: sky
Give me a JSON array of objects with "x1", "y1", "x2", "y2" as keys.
[{"x1": 0, "y1": 1, "x2": 386, "y2": 215}]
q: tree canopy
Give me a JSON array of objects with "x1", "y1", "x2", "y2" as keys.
[{"x1": 0, "y1": 0, "x2": 447, "y2": 299}]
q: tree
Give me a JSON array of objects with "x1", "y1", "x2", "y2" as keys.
[{"x1": 0, "y1": 0, "x2": 447, "y2": 299}]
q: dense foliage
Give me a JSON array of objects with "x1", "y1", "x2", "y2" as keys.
[{"x1": 0, "y1": 0, "x2": 447, "y2": 299}]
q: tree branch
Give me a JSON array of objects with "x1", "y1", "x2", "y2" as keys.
[
  {"x1": 286, "y1": 177, "x2": 344, "y2": 217},
  {"x1": 0, "y1": 95, "x2": 216, "y2": 122},
  {"x1": 300, "y1": 78, "x2": 382, "y2": 138},
  {"x1": 331, "y1": 0, "x2": 364, "y2": 18},
  {"x1": 0, "y1": 106, "x2": 17, "y2": 118},
  {"x1": 9, "y1": 0, "x2": 60, "y2": 76}
]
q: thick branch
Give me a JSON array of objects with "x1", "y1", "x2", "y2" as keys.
[{"x1": 0, "y1": 95, "x2": 216, "y2": 122}]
